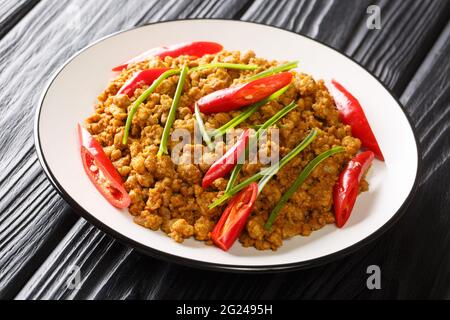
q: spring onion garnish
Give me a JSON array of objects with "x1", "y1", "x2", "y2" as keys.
[
  {"x1": 264, "y1": 146, "x2": 345, "y2": 230},
  {"x1": 190, "y1": 63, "x2": 258, "y2": 72},
  {"x1": 211, "y1": 85, "x2": 290, "y2": 138},
  {"x1": 122, "y1": 69, "x2": 181, "y2": 144},
  {"x1": 157, "y1": 65, "x2": 189, "y2": 157},
  {"x1": 194, "y1": 103, "x2": 214, "y2": 151},
  {"x1": 225, "y1": 161, "x2": 242, "y2": 192},
  {"x1": 256, "y1": 101, "x2": 297, "y2": 138},
  {"x1": 122, "y1": 64, "x2": 260, "y2": 145},
  {"x1": 256, "y1": 128, "x2": 318, "y2": 193},
  {"x1": 225, "y1": 100, "x2": 298, "y2": 193},
  {"x1": 210, "y1": 128, "x2": 318, "y2": 208},
  {"x1": 247, "y1": 61, "x2": 299, "y2": 82},
  {"x1": 250, "y1": 124, "x2": 289, "y2": 130}
]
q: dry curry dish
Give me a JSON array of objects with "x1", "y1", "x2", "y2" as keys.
[{"x1": 79, "y1": 41, "x2": 384, "y2": 251}]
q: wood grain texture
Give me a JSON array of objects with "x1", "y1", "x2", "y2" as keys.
[
  {"x1": 346, "y1": 0, "x2": 450, "y2": 95},
  {"x1": 242, "y1": 0, "x2": 450, "y2": 96},
  {"x1": 0, "y1": 0, "x2": 39, "y2": 40},
  {"x1": 0, "y1": 0, "x2": 449, "y2": 300},
  {"x1": 0, "y1": 0, "x2": 251, "y2": 300},
  {"x1": 389, "y1": 21, "x2": 450, "y2": 299},
  {"x1": 242, "y1": 0, "x2": 375, "y2": 50}
]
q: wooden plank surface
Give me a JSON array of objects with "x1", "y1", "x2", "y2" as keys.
[
  {"x1": 0, "y1": 0, "x2": 39, "y2": 39},
  {"x1": 391, "y1": 22, "x2": 450, "y2": 299},
  {"x1": 243, "y1": 0, "x2": 450, "y2": 96},
  {"x1": 0, "y1": 0, "x2": 251, "y2": 300},
  {"x1": 0, "y1": 0, "x2": 449, "y2": 299}
]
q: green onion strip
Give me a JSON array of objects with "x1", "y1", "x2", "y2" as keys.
[
  {"x1": 264, "y1": 146, "x2": 345, "y2": 230},
  {"x1": 247, "y1": 61, "x2": 299, "y2": 82},
  {"x1": 191, "y1": 63, "x2": 258, "y2": 72},
  {"x1": 157, "y1": 65, "x2": 189, "y2": 157},
  {"x1": 122, "y1": 69, "x2": 180, "y2": 145},
  {"x1": 211, "y1": 84, "x2": 291, "y2": 138},
  {"x1": 211, "y1": 128, "x2": 318, "y2": 209},
  {"x1": 194, "y1": 104, "x2": 214, "y2": 151},
  {"x1": 123, "y1": 63, "x2": 258, "y2": 145},
  {"x1": 225, "y1": 100, "x2": 298, "y2": 193},
  {"x1": 220, "y1": 61, "x2": 300, "y2": 191}
]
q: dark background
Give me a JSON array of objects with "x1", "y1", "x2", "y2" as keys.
[{"x1": 0, "y1": 0, "x2": 449, "y2": 300}]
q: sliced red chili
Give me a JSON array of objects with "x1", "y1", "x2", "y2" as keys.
[
  {"x1": 211, "y1": 182, "x2": 258, "y2": 251},
  {"x1": 333, "y1": 151, "x2": 375, "y2": 228},
  {"x1": 202, "y1": 130, "x2": 250, "y2": 189},
  {"x1": 77, "y1": 124, "x2": 131, "y2": 209},
  {"x1": 112, "y1": 41, "x2": 223, "y2": 72},
  {"x1": 196, "y1": 72, "x2": 293, "y2": 114},
  {"x1": 117, "y1": 68, "x2": 171, "y2": 97},
  {"x1": 329, "y1": 80, "x2": 384, "y2": 160}
]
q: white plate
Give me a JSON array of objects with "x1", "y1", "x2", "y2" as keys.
[{"x1": 35, "y1": 20, "x2": 420, "y2": 272}]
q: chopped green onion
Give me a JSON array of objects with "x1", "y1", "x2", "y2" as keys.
[
  {"x1": 226, "y1": 163, "x2": 242, "y2": 192},
  {"x1": 190, "y1": 63, "x2": 258, "y2": 72},
  {"x1": 251, "y1": 124, "x2": 289, "y2": 129},
  {"x1": 213, "y1": 105, "x2": 260, "y2": 138},
  {"x1": 247, "y1": 61, "x2": 299, "y2": 82},
  {"x1": 123, "y1": 64, "x2": 261, "y2": 145},
  {"x1": 211, "y1": 85, "x2": 291, "y2": 138},
  {"x1": 264, "y1": 146, "x2": 345, "y2": 230},
  {"x1": 255, "y1": 101, "x2": 297, "y2": 139},
  {"x1": 123, "y1": 62, "x2": 291, "y2": 145},
  {"x1": 256, "y1": 128, "x2": 318, "y2": 193},
  {"x1": 122, "y1": 69, "x2": 181, "y2": 144},
  {"x1": 194, "y1": 104, "x2": 214, "y2": 151},
  {"x1": 211, "y1": 128, "x2": 318, "y2": 208},
  {"x1": 157, "y1": 65, "x2": 189, "y2": 157},
  {"x1": 224, "y1": 100, "x2": 298, "y2": 193}
]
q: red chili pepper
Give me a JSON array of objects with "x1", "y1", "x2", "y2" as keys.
[
  {"x1": 211, "y1": 182, "x2": 258, "y2": 251},
  {"x1": 329, "y1": 80, "x2": 384, "y2": 160},
  {"x1": 333, "y1": 151, "x2": 375, "y2": 228},
  {"x1": 196, "y1": 72, "x2": 293, "y2": 114},
  {"x1": 77, "y1": 124, "x2": 131, "y2": 209},
  {"x1": 112, "y1": 41, "x2": 223, "y2": 72},
  {"x1": 117, "y1": 68, "x2": 171, "y2": 97},
  {"x1": 202, "y1": 130, "x2": 250, "y2": 189}
]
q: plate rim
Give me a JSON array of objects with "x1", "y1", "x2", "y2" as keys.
[{"x1": 34, "y1": 18, "x2": 423, "y2": 273}]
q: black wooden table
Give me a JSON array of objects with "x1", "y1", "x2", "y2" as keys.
[{"x1": 0, "y1": 0, "x2": 449, "y2": 300}]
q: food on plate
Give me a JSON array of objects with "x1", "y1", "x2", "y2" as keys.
[
  {"x1": 202, "y1": 129, "x2": 250, "y2": 189},
  {"x1": 195, "y1": 72, "x2": 293, "y2": 114},
  {"x1": 333, "y1": 151, "x2": 375, "y2": 228},
  {"x1": 211, "y1": 182, "x2": 258, "y2": 251},
  {"x1": 328, "y1": 79, "x2": 384, "y2": 160},
  {"x1": 117, "y1": 68, "x2": 170, "y2": 97},
  {"x1": 112, "y1": 41, "x2": 223, "y2": 71},
  {"x1": 80, "y1": 41, "x2": 382, "y2": 251},
  {"x1": 77, "y1": 124, "x2": 131, "y2": 209}
]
